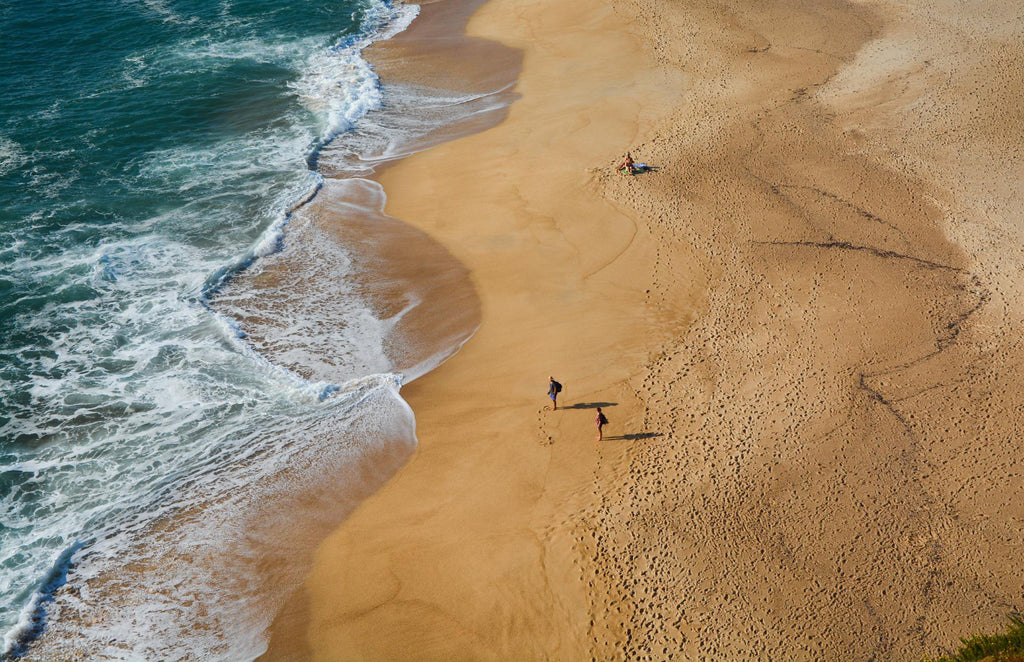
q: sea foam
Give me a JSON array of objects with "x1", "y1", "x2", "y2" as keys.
[
  {"x1": 0, "y1": 1, "x2": 421, "y2": 658},
  {"x1": 0, "y1": 0, "x2": 512, "y2": 656}
]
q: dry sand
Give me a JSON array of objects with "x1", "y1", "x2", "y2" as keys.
[{"x1": 266, "y1": 0, "x2": 1024, "y2": 659}]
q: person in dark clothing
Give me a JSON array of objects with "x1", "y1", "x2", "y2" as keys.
[{"x1": 548, "y1": 376, "x2": 562, "y2": 410}]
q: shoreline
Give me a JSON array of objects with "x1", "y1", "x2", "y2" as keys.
[
  {"x1": 255, "y1": 2, "x2": 527, "y2": 659},
  {"x1": 289, "y1": 0, "x2": 691, "y2": 656},
  {"x1": 266, "y1": 0, "x2": 687, "y2": 657},
  {"x1": 273, "y1": 0, "x2": 1024, "y2": 659}
]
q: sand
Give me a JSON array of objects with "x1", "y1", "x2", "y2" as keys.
[{"x1": 263, "y1": 0, "x2": 1024, "y2": 659}]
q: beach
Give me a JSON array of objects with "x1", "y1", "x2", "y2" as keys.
[{"x1": 264, "y1": 0, "x2": 1024, "y2": 659}]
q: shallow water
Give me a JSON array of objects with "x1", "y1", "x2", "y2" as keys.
[{"x1": 0, "y1": 0, "x2": 509, "y2": 657}]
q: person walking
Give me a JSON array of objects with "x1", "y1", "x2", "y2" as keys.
[
  {"x1": 596, "y1": 407, "x2": 608, "y2": 440},
  {"x1": 548, "y1": 377, "x2": 562, "y2": 410}
]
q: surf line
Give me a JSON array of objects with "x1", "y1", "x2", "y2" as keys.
[
  {"x1": 195, "y1": 7, "x2": 423, "y2": 400},
  {"x1": 2, "y1": 541, "x2": 85, "y2": 660}
]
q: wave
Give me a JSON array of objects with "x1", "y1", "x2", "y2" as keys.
[
  {"x1": 8, "y1": 374, "x2": 417, "y2": 661},
  {"x1": 0, "y1": 1, "x2": 423, "y2": 658},
  {"x1": 0, "y1": 0, "x2": 518, "y2": 656},
  {"x1": 0, "y1": 136, "x2": 29, "y2": 177},
  {"x1": 1, "y1": 542, "x2": 83, "y2": 661}
]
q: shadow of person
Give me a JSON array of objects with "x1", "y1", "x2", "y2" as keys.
[
  {"x1": 563, "y1": 401, "x2": 618, "y2": 410},
  {"x1": 602, "y1": 432, "x2": 663, "y2": 441}
]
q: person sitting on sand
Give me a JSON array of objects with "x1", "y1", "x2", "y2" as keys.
[
  {"x1": 619, "y1": 152, "x2": 637, "y2": 175},
  {"x1": 619, "y1": 152, "x2": 657, "y2": 175}
]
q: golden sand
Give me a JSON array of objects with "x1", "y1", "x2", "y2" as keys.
[{"x1": 263, "y1": 0, "x2": 1024, "y2": 659}]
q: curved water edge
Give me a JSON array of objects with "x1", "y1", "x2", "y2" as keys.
[
  {"x1": 12, "y1": 375, "x2": 419, "y2": 662},
  {"x1": 1, "y1": 2, "x2": 422, "y2": 655},
  {"x1": 1, "y1": 542, "x2": 83, "y2": 660},
  {"x1": 199, "y1": 0, "x2": 421, "y2": 304},
  {"x1": 0, "y1": 0, "x2": 520, "y2": 658}
]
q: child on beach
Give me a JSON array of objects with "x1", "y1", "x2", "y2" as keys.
[{"x1": 596, "y1": 407, "x2": 608, "y2": 440}]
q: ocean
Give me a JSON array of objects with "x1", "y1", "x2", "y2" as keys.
[{"x1": 0, "y1": 0, "x2": 503, "y2": 658}]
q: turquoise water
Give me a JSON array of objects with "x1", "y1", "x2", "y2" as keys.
[{"x1": 0, "y1": 0, "x2": 437, "y2": 658}]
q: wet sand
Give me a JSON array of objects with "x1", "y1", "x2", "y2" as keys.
[{"x1": 271, "y1": 0, "x2": 1024, "y2": 659}]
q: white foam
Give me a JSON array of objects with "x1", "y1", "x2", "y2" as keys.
[
  {"x1": 0, "y1": 135, "x2": 29, "y2": 176},
  {"x1": 15, "y1": 373, "x2": 414, "y2": 661},
  {"x1": 170, "y1": 33, "x2": 323, "y2": 69},
  {"x1": 135, "y1": 0, "x2": 198, "y2": 26},
  {"x1": 248, "y1": 173, "x2": 321, "y2": 260},
  {"x1": 119, "y1": 54, "x2": 150, "y2": 89},
  {"x1": 2, "y1": 588, "x2": 42, "y2": 657},
  {"x1": 319, "y1": 77, "x2": 518, "y2": 177},
  {"x1": 0, "y1": 0, "x2": 501, "y2": 657},
  {"x1": 213, "y1": 200, "x2": 400, "y2": 384},
  {"x1": 0, "y1": 105, "x2": 411, "y2": 659},
  {"x1": 291, "y1": 3, "x2": 419, "y2": 139},
  {"x1": 0, "y1": 543, "x2": 81, "y2": 658}
]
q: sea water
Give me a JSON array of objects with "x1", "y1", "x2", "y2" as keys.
[{"x1": 0, "y1": 0, "x2": 502, "y2": 658}]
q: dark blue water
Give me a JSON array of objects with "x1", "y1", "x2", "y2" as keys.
[{"x1": 0, "y1": 0, "x2": 425, "y2": 657}]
